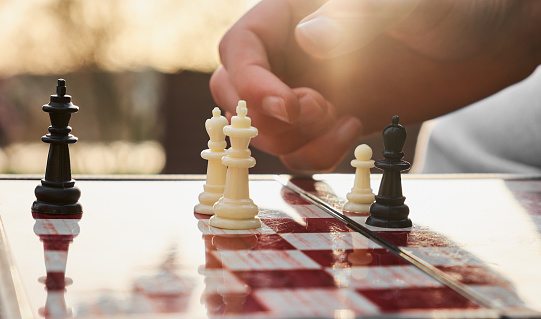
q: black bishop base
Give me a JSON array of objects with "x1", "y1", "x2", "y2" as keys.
[
  {"x1": 366, "y1": 115, "x2": 411, "y2": 228},
  {"x1": 32, "y1": 79, "x2": 82, "y2": 216},
  {"x1": 366, "y1": 163, "x2": 412, "y2": 228}
]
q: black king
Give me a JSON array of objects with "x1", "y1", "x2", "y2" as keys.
[
  {"x1": 366, "y1": 115, "x2": 412, "y2": 228},
  {"x1": 32, "y1": 79, "x2": 82, "y2": 215}
]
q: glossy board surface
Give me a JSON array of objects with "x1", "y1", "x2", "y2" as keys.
[{"x1": 0, "y1": 175, "x2": 539, "y2": 318}]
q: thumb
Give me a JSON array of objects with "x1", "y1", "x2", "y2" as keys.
[{"x1": 295, "y1": 0, "x2": 417, "y2": 59}]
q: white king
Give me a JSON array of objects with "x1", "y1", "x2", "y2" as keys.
[{"x1": 210, "y1": 100, "x2": 260, "y2": 229}]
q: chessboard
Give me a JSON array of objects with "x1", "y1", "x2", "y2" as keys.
[{"x1": 0, "y1": 174, "x2": 540, "y2": 319}]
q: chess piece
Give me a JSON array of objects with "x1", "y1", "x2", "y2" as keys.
[
  {"x1": 195, "y1": 107, "x2": 229, "y2": 215},
  {"x1": 343, "y1": 144, "x2": 375, "y2": 213},
  {"x1": 210, "y1": 100, "x2": 260, "y2": 229},
  {"x1": 32, "y1": 79, "x2": 82, "y2": 216},
  {"x1": 366, "y1": 115, "x2": 412, "y2": 228}
]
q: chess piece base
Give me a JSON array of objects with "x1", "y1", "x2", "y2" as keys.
[
  {"x1": 32, "y1": 201, "x2": 83, "y2": 215},
  {"x1": 343, "y1": 202, "x2": 372, "y2": 213},
  {"x1": 194, "y1": 204, "x2": 214, "y2": 215},
  {"x1": 343, "y1": 192, "x2": 375, "y2": 213},
  {"x1": 209, "y1": 215, "x2": 261, "y2": 230},
  {"x1": 213, "y1": 197, "x2": 259, "y2": 220},
  {"x1": 195, "y1": 186, "x2": 225, "y2": 215},
  {"x1": 368, "y1": 195, "x2": 411, "y2": 228},
  {"x1": 365, "y1": 214, "x2": 412, "y2": 228},
  {"x1": 33, "y1": 184, "x2": 82, "y2": 215}
]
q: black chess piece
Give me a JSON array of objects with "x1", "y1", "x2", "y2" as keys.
[
  {"x1": 366, "y1": 115, "x2": 412, "y2": 228},
  {"x1": 32, "y1": 79, "x2": 82, "y2": 216}
]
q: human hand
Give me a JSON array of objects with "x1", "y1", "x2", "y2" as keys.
[
  {"x1": 211, "y1": 0, "x2": 541, "y2": 172},
  {"x1": 211, "y1": 0, "x2": 363, "y2": 173}
]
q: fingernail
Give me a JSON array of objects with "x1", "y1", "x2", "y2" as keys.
[
  {"x1": 298, "y1": 94, "x2": 326, "y2": 124},
  {"x1": 261, "y1": 96, "x2": 289, "y2": 122},
  {"x1": 296, "y1": 16, "x2": 345, "y2": 52}
]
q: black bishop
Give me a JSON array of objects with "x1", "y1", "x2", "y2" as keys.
[{"x1": 366, "y1": 115, "x2": 411, "y2": 228}]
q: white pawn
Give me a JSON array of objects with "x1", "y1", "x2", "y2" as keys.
[
  {"x1": 343, "y1": 144, "x2": 375, "y2": 213},
  {"x1": 211, "y1": 100, "x2": 260, "y2": 229},
  {"x1": 195, "y1": 107, "x2": 229, "y2": 215}
]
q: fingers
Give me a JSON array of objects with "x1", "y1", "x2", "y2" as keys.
[
  {"x1": 211, "y1": 67, "x2": 333, "y2": 132},
  {"x1": 280, "y1": 116, "x2": 363, "y2": 172},
  {"x1": 210, "y1": 41, "x2": 293, "y2": 124},
  {"x1": 291, "y1": 87, "x2": 333, "y2": 126},
  {"x1": 209, "y1": 0, "x2": 366, "y2": 172},
  {"x1": 212, "y1": 64, "x2": 340, "y2": 156},
  {"x1": 213, "y1": 0, "x2": 305, "y2": 123},
  {"x1": 295, "y1": 0, "x2": 417, "y2": 59},
  {"x1": 210, "y1": 66, "x2": 240, "y2": 110},
  {"x1": 250, "y1": 105, "x2": 337, "y2": 156},
  {"x1": 246, "y1": 88, "x2": 338, "y2": 156}
]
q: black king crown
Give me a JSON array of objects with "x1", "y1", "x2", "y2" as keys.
[{"x1": 32, "y1": 79, "x2": 82, "y2": 215}]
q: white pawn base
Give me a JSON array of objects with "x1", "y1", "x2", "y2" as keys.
[
  {"x1": 343, "y1": 201, "x2": 372, "y2": 213},
  {"x1": 343, "y1": 192, "x2": 375, "y2": 213},
  {"x1": 209, "y1": 215, "x2": 261, "y2": 230},
  {"x1": 195, "y1": 184, "x2": 225, "y2": 215},
  {"x1": 210, "y1": 197, "x2": 261, "y2": 229}
]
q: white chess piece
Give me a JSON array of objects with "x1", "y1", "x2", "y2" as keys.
[
  {"x1": 210, "y1": 100, "x2": 260, "y2": 229},
  {"x1": 343, "y1": 144, "x2": 375, "y2": 213},
  {"x1": 195, "y1": 107, "x2": 229, "y2": 215}
]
